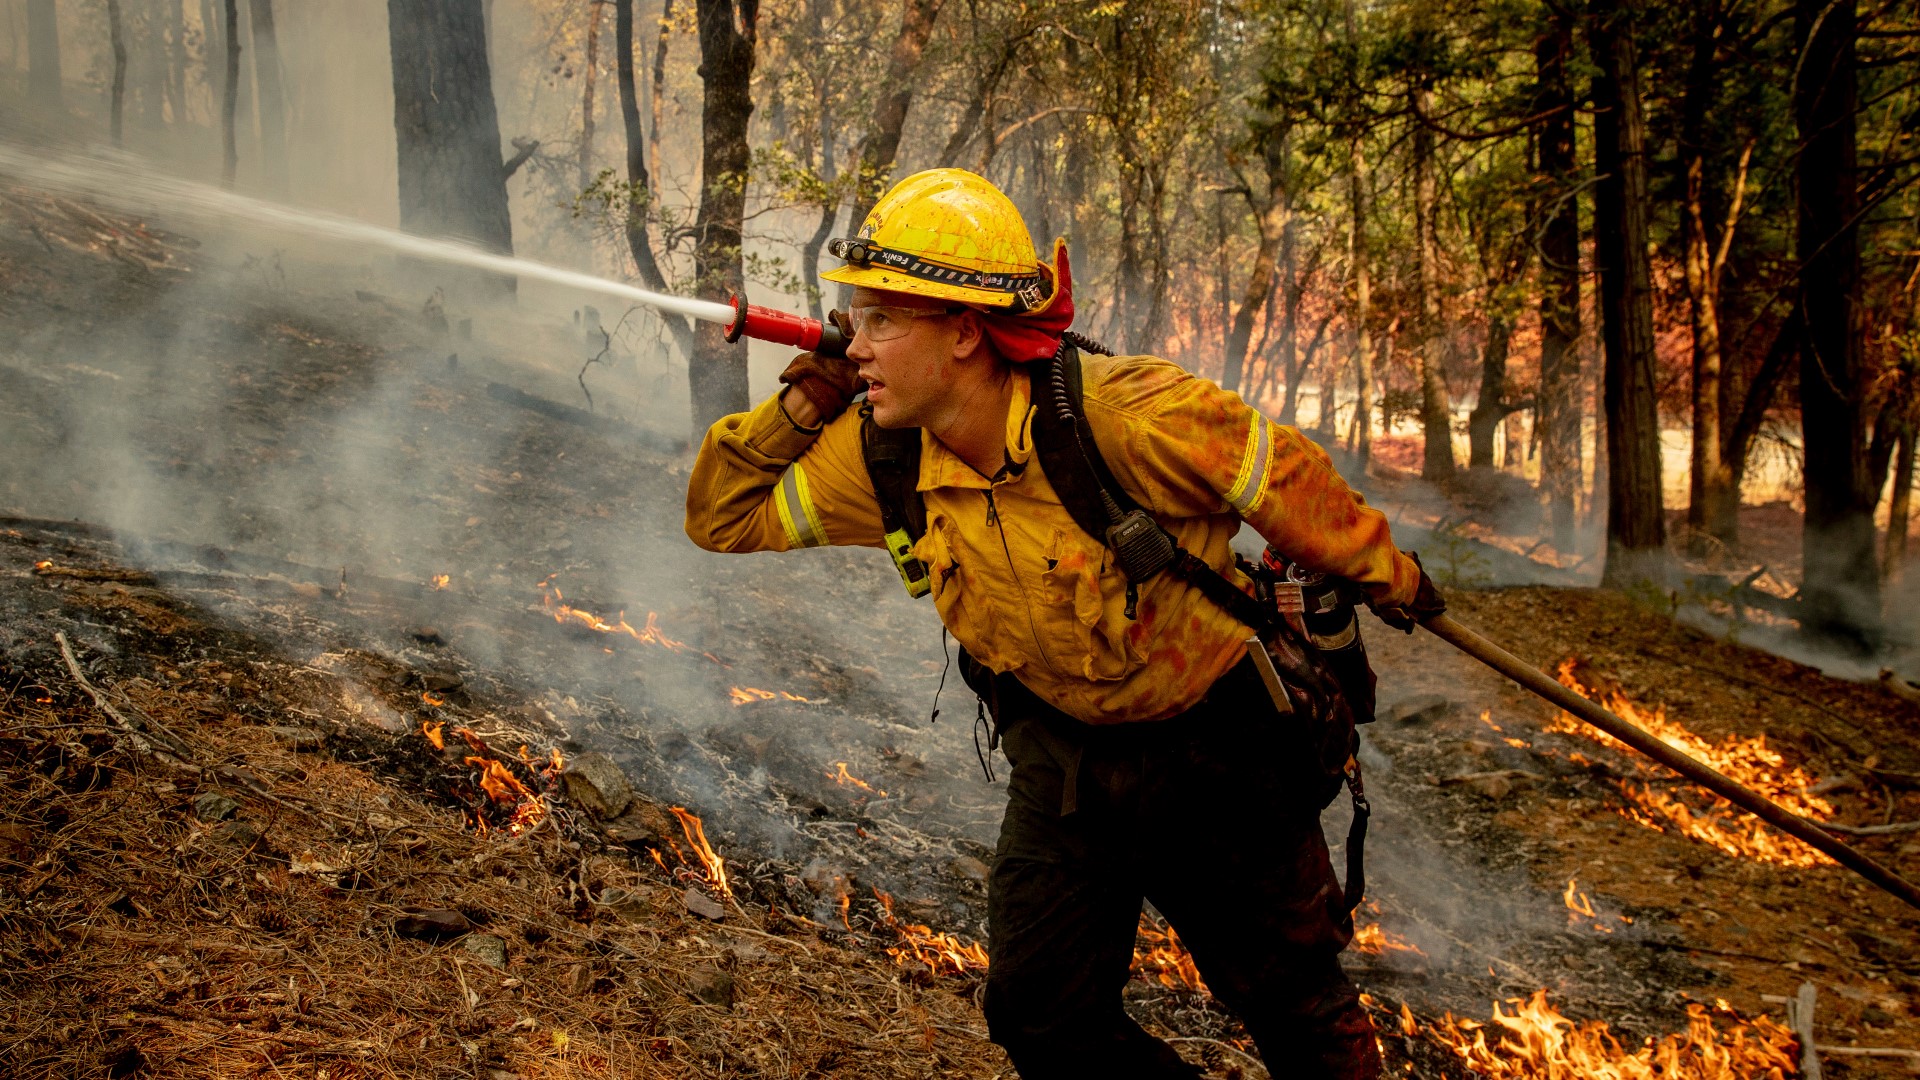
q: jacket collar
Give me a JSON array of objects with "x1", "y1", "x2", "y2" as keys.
[{"x1": 918, "y1": 367, "x2": 1035, "y2": 491}]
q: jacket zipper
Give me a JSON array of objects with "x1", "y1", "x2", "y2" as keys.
[{"x1": 983, "y1": 485, "x2": 1058, "y2": 675}]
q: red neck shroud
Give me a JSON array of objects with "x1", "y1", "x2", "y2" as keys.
[{"x1": 979, "y1": 245, "x2": 1075, "y2": 364}]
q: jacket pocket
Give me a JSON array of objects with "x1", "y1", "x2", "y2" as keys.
[
  {"x1": 919, "y1": 514, "x2": 1010, "y2": 672},
  {"x1": 1038, "y1": 528, "x2": 1145, "y2": 682}
]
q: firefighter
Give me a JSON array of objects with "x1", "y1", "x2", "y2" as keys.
[{"x1": 685, "y1": 168, "x2": 1442, "y2": 1080}]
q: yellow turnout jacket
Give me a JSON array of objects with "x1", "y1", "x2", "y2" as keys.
[{"x1": 685, "y1": 353, "x2": 1421, "y2": 725}]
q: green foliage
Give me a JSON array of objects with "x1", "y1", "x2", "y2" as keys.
[{"x1": 1421, "y1": 518, "x2": 1493, "y2": 590}]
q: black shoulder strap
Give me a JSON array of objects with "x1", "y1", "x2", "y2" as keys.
[
  {"x1": 859, "y1": 405, "x2": 931, "y2": 597},
  {"x1": 1030, "y1": 345, "x2": 1133, "y2": 544},
  {"x1": 1033, "y1": 348, "x2": 1281, "y2": 637}
]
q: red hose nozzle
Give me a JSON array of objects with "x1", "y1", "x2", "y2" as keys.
[{"x1": 724, "y1": 295, "x2": 849, "y2": 358}]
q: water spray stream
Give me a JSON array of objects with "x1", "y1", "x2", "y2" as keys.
[{"x1": 0, "y1": 141, "x2": 736, "y2": 326}]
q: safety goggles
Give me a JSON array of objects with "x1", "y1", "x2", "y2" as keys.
[{"x1": 847, "y1": 304, "x2": 964, "y2": 343}]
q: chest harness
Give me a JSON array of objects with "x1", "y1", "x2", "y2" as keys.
[{"x1": 856, "y1": 333, "x2": 1373, "y2": 917}]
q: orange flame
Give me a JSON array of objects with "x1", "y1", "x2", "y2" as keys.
[
  {"x1": 668, "y1": 806, "x2": 731, "y2": 901},
  {"x1": 826, "y1": 762, "x2": 887, "y2": 797},
  {"x1": 1353, "y1": 922, "x2": 1427, "y2": 957},
  {"x1": 730, "y1": 686, "x2": 817, "y2": 706},
  {"x1": 421, "y1": 720, "x2": 445, "y2": 749},
  {"x1": 466, "y1": 756, "x2": 535, "y2": 805},
  {"x1": 1380, "y1": 990, "x2": 1799, "y2": 1078},
  {"x1": 431, "y1": 574, "x2": 450, "y2": 590},
  {"x1": 1564, "y1": 877, "x2": 1597, "y2": 915},
  {"x1": 873, "y1": 889, "x2": 990, "y2": 976},
  {"x1": 421, "y1": 691, "x2": 445, "y2": 707},
  {"x1": 537, "y1": 578, "x2": 687, "y2": 650},
  {"x1": 1550, "y1": 659, "x2": 1834, "y2": 867},
  {"x1": 1562, "y1": 877, "x2": 1622, "y2": 934},
  {"x1": 507, "y1": 794, "x2": 547, "y2": 834},
  {"x1": 452, "y1": 725, "x2": 554, "y2": 836},
  {"x1": 1132, "y1": 913, "x2": 1207, "y2": 992}
]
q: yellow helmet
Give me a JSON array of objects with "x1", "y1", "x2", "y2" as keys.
[{"x1": 822, "y1": 168, "x2": 1065, "y2": 315}]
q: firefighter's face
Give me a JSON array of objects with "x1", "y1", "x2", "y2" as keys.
[{"x1": 847, "y1": 288, "x2": 984, "y2": 430}]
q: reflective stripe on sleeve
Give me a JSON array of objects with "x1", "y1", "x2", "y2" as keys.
[
  {"x1": 1224, "y1": 417, "x2": 1273, "y2": 516},
  {"x1": 775, "y1": 462, "x2": 830, "y2": 549}
]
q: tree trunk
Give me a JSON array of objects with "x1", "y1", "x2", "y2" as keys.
[
  {"x1": 165, "y1": 0, "x2": 187, "y2": 125},
  {"x1": 1886, "y1": 426, "x2": 1915, "y2": 582},
  {"x1": 387, "y1": 0, "x2": 514, "y2": 261},
  {"x1": 1350, "y1": 136, "x2": 1372, "y2": 464},
  {"x1": 1468, "y1": 314, "x2": 1514, "y2": 469},
  {"x1": 1412, "y1": 85, "x2": 1455, "y2": 481},
  {"x1": 1316, "y1": 333, "x2": 1342, "y2": 440},
  {"x1": 1589, "y1": 0, "x2": 1665, "y2": 586},
  {"x1": 649, "y1": 0, "x2": 672, "y2": 187},
  {"x1": 1142, "y1": 169, "x2": 1172, "y2": 354},
  {"x1": 1223, "y1": 127, "x2": 1291, "y2": 394},
  {"x1": 615, "y1": 0, "x2": 694, "y2": 357},
  {"x1": 936, "y1": 43, "x2": 1018, "y2": 170},
  {"x1": 687, "y1": 0, "x2": 758, "y2": 429},
  {"x1": 248, "y1": 0, "x2": 286, "y2": 193},
  {"x1": 1273, "y1": 220, "x2": 1301, "y2": 409},
  {"x1": 579, "y1": 0, "x2": 602, "y2": 192},
  {"x1": 136, "y1": 0, "x2": 164, "y2": 127},
  {"x1": 1535, "y1": 6, "x2": 1582, "y2": 550},
  {"x1": 1213, "y1": 195, "x2": 1231, "y2": 380},
  {"x1": 221, "y1": 0, "x2": 239, "y2": 187},
  {"x1": 1503, "y1": 406, "x2": 1527, "y2": 469},
  {"x1": 1794, "y1": 0, "x2": 1876, "y2": 649},
  {"x1": 1281, "y1": 309, "x2": 1333, "y2": 428},
  {"x1": 1679, "y1": 0, "x2": 1745, "y2": 549},
  {"x1": 800, "y1": 113, "x2": 837, "y2": 320},
  {"x1": 798, "y1": 0, "x2": 839, "y2": 323},
  {"x1": 27, "y1": 0, "x2": 60, "y2": 104},
  {"x1": 201, "y1": 0, "x2": 219, "y2": 112},
  {"x1": 844, "y1": 0, "x2": 944, "y2": 232},
  {"x1": 107, "y1": 0, "x2": 127, "y2": 144},
  {"x1": 132, "y1": 0, "x2": 163, "y2": 128},
  {"x1": 1722, "y1": 309, "x2": 1796, "y2": 523}
]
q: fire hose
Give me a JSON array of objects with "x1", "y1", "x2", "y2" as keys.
[
  {"x1": 724, "y1": 297, "x2": 851, "y2": 356},
  {"x1": 719, "y1": 302, "x2": 1920, "y2": 911},
  {"x1": 1424, "y1": 613, "x2": 1920, "y2": 912}
]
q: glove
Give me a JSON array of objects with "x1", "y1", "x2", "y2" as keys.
[
  {"x1": 1368, "y1": 551, "x2": 1445, "y2": 634},
  {"x1": 776, "y1": 310, "x2": 862, "y2": 423}
]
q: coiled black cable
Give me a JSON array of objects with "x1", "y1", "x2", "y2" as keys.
[
  {"x1": 1050, "y1": 334, "x2": 1127, "y2": 526},
  {"x1": 1063, "y1": 329, "x2": 1113, "y2": 356}
]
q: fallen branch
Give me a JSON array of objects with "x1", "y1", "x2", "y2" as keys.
[
  {"x1": 1821, "y1": 819, "x2": 1920, "y2": 835},
  {"x1": 1865, "y1": 764, "x2": 1920, "y2": 789},
  {"x1": 1423, "y1": 614, "x2": 1920, "y2": 912},
  {"x1": 55, "y1": 630, "x2": 194, "y2": 760},
  {"x1": 1814, "y1": 1045, "x2": 1920, "y2": 1061},
  {"x1": 1786, "y1": 981, "x2": 1824, "y2": 1080}
]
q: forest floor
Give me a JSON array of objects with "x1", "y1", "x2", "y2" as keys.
[{"x1": 1, "y1": 175, "x2": 1918, "y2": 1079}]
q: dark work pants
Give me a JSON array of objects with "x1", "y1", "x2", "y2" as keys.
[{"x1": 980, "y1": 660, "x2": 1382, "y2": 1080}]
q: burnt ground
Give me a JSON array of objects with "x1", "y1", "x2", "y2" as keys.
[{"x1": 0, "y1": 179, "x2": 1917, "y2": 1077}]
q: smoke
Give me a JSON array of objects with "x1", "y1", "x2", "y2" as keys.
[
  {"x1": 0, "y1": 141, "x2": 734, "y2": 327},
  {"x1": 0, "y1": 122, "x2": 1010, "y2": 917}
]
